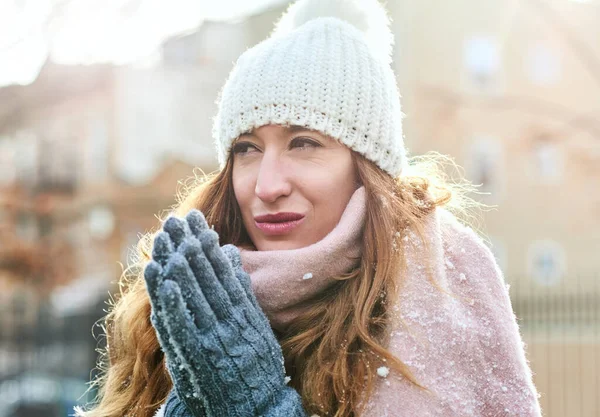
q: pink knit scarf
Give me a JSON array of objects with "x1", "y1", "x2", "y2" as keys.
[{"x1": 240, "y1": 187, "x2": 366, "y2": 331}]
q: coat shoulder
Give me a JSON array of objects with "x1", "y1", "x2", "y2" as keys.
[
  {"x1": 434, "y1": 208, "x2": 511, "y2": 309},
  {"x1": 437, "y1": 208, "x2": 501, "y2": 278}
]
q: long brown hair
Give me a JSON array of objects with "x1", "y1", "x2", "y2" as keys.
[{"x1": 76, "y1": 152, "x2": 474, "y2": 417}]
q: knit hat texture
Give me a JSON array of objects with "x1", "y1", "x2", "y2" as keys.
[{"x1": 213, "y1": 0, "x2": 407, "y2": 177}]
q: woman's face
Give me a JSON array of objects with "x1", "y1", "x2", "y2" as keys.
[{"x1": 232, "y1": 124, "x2": 358, "y2": 251}]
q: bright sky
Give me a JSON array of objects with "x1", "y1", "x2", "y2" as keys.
[{"x1": 0, "y1": 0, "x2": 288, "y2": 87}]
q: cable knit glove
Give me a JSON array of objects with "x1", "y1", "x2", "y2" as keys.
[{"x1": 144, "y1": 209, "x2": 308, "y2": 417}]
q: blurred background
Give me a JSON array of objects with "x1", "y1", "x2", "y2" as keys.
[{"x1": 0, "y1": 0, "x2": 598, "y2": 416}]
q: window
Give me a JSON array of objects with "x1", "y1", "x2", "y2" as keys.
[
  {"x1": 463, "y1": 35, "x2": 502, "y2": 92},
  {"x1": 88, "y1": 205, "x2": 115, "y2": 241},
  {"x1": 529, "y1": 138, "x2": 563, "y2": 184},
  {"x1": 16, "y1": 211, "x2": 37, "y2": 242},
  {"x1": 85, "y1": 115, "x2": 109, "y2": 181},
  {"x1": 527, "y1": 240, "x2": 566, "y2": 286},
  {"x1": 0, "y1": 136, "x2": 16, "y2": 186},
  {"x1": 525, "y1": 41, "x2": 561, "y2": 85},
  {"x1": 37, "y1": 134, "x2": 78, "y2": 193},
  {"x1": 14, "y1": 131, "x2": 38, "y2": 186},
  {"x1": 467, "y1": 136, "x2": 504, "y2": 198}
]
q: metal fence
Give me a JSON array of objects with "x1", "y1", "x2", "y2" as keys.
[{"x1": 511, "y1": 276, "x2": 600, "y2": 417}]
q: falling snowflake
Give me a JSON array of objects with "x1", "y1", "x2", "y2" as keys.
[
  {"x1": 377, "y1": 366, "x2": 390, "y2": 378},
  {"x1": 303, "y1": 273, "x2": 313, "y2": 280}
]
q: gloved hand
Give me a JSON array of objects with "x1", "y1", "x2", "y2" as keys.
[{"x1": 144, "y1": 209, "x2": 308, "y2": 417}]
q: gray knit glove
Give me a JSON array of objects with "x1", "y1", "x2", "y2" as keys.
[{"x1": 144, "y1": 210, "x2": 308, "y2": 417}]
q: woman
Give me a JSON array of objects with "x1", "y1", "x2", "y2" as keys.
[{"x1": 76, "y1": 0, "x2": 542, "y2": 416}]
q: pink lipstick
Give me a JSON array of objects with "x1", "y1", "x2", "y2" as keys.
[{"x1": 254, "y1": 212, "x2": 305, "y2": 235}]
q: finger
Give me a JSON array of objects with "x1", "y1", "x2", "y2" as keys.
[
  {"x1": 180, "y1": 239, "x2": 235, "y2": 321},
  {"x1": 199, "y1": 230, "x2": 248, "y2": 308},
  {"x1": 162, "y1": 250, "x2": 208, "y2": 325},
  {"x1": 144, "y1": 263, "x2": 192, "y2": 385},
  {"x1": 152, "y1": 232, "x2": 174, "y2": 267},
  {"x1": 150, "y1": 310, "x2": 185, "y2": 374},
  {"x1": 222, "y1": 245, "x2": 261, "y2": 310},
  {"x1": 221, "y1": 244, "x2": 242, "y2": 269},
  {"x1": 145, "y1": 264, "x2": 183, "y2": 357},
  {"x1": 162, "y1": 256, "x2": 282, "y2": 406},
  {"x1": 198, "y1": 239, "x2": 282, "y2": 379},
  {"x1": 220, "y1": 245, "x2": 282, "y2": 369},
  {"x1": 185, "y1": 209, "x2": 209, "y2": 239},
  {"x1": 145, "y1": 261, "x2": 214, "y2": 414},
  {"x1": 163, "y1": 254, "x2": 217, "y2": 330},
  {"x1": 156, "y1": 281, "x2": 224, "y2": 404},
  {"x1": 144, "y1": 262, "x2": 169, "y2": 334},
  {"x1": 160, "y1": 279, "x2": 216, "y2": 333},
  {"x1": 216, "y1": 244, "x2": 274, "y2": 346},
  {"x1": 158, "y1": 280, "x2": 242, "y2": 405},
  {"x1": 144, "y1": 260, "x2": 165, "y2": 302},
  {"x1": 163, "y1": 216, "x2": 189, "y2": 250}
]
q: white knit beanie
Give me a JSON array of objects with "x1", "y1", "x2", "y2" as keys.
[{"x1": 213, "y1": 0, "x2": 407, "y2": 177}]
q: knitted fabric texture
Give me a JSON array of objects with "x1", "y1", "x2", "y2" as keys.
[
  {"x1": 241, "y1": 187, "x2": 543, "y2": 416},
  {"x1": 213, "y1": 0, "x2": 407, "y2": 177},
  {"x1": 144, "y1": 212, "x2": 307, "y2": 417},
  {"x1": 159, "y1": 387, "x2": 308, "y2": 417}
]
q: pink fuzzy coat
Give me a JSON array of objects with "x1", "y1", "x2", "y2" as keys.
[{"x1": 241, "y1": 187, "x2": 542, "y2": 416}]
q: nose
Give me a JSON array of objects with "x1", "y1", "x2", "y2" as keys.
[{"x1": 255, "y1": 152, "x2": 291, "y2": 204}]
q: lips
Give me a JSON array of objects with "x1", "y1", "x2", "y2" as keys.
[
  {"x1": 254, "y1": 212, "x2": 305, "y2": 223},
  {"x1": 254, "y1": 212, "x2": 305, "y2": 235}
]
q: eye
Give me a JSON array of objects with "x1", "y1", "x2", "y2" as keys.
[
  {"x1": 290, "y1": 137, "x2": 321, "y2": 150},
  {"x1": 232, "y1": 141, "x2": 259, "y2": 155}
]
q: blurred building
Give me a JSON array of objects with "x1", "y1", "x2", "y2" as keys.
[
  {"x1": 387, "y1": 1, "x2": 600, "y2": 416},
  {"x1": 0, "y1": 16, "x2": 255, "y2": 416},
  {"x1": 389, "y1": 0, "x2": 600, "y2": 290},
  {"x1": 0, "y1": 1, "x2": 598, "y2": 416},
  {"x1": 0, "y1": 62, "x2": 117, "y2": 414}
]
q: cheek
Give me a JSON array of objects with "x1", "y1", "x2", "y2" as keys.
[
  {"x1": 232, "y1": 167, "x2": 253, "y2": 214},
  {"x1": 305, "y1": 153, "x2": 356, "y2": 228},
  {"x1": 326, "y1": 152, "x2": 356, "y2": 194}
]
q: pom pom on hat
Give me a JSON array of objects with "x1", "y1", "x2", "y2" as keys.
[{"x1": 272, "y1": 0, "x2": 394, "y2": 64}]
